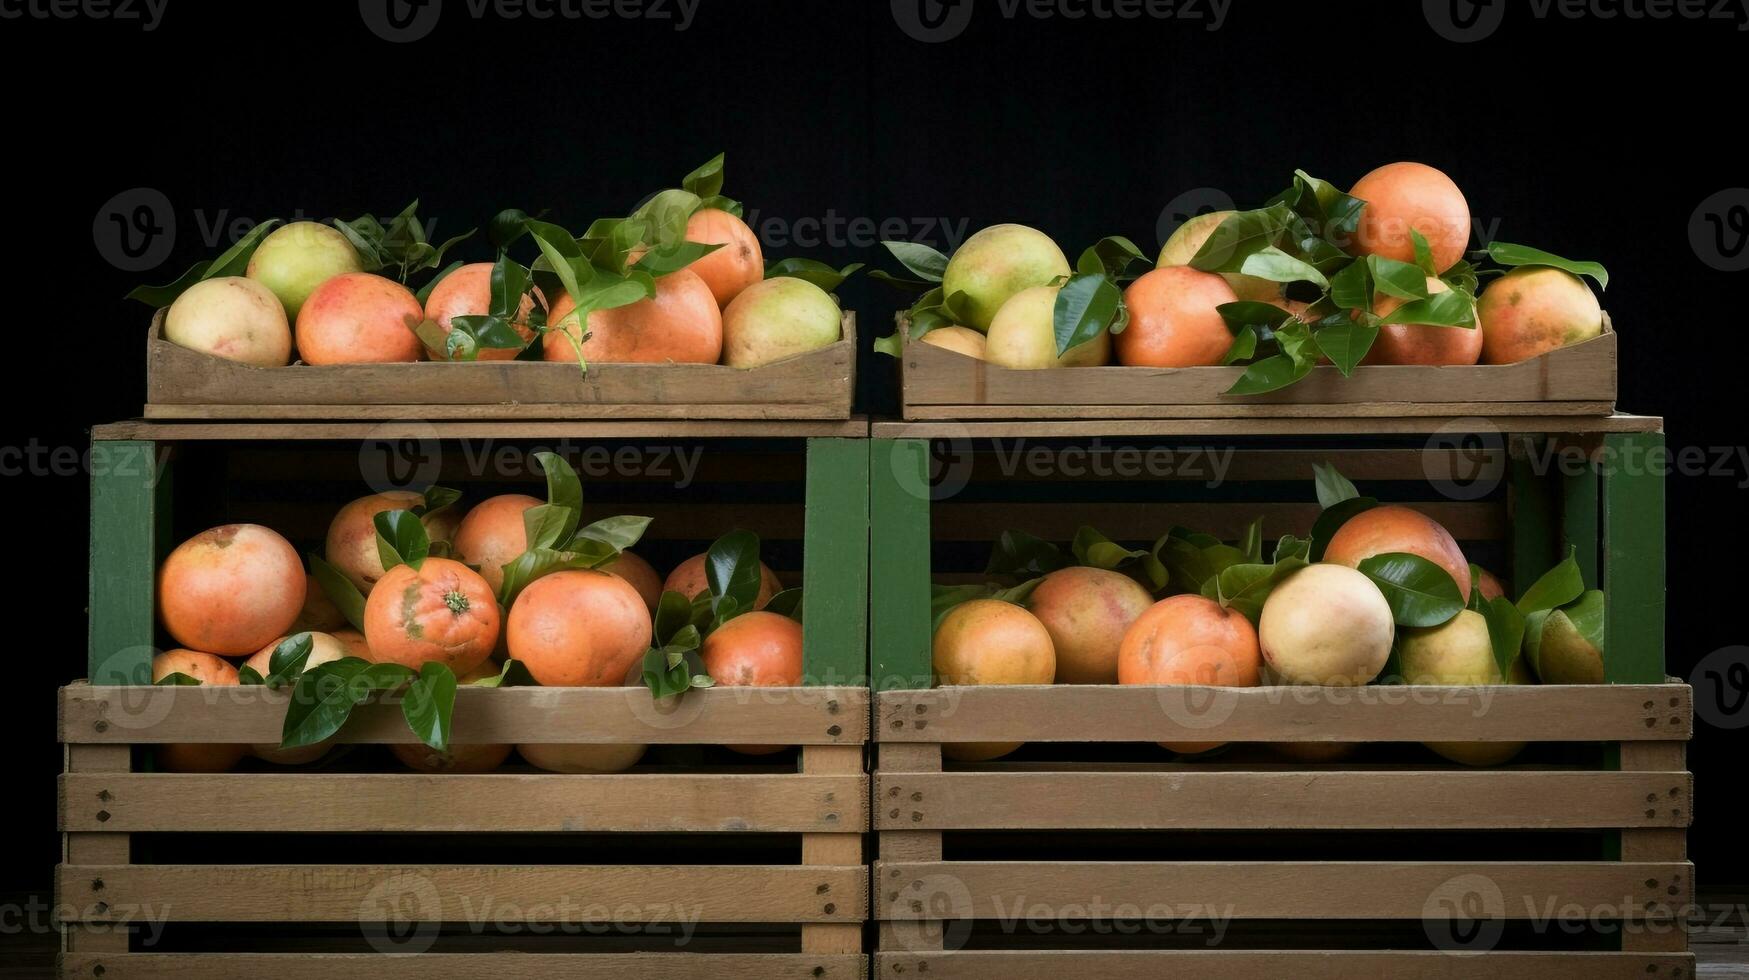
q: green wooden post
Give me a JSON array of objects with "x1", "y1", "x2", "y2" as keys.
[
  {"x1": 88, "y1": 439, "x2": 165, "y2": 685},
  {"x1": 1601, "y1": 432, "x2": 1666, "y2": 684},
  {"x1": 1510, "y1": 448, "x2": 1559, "y2": 596},
  {"x1": 870, "y1": 439, "x2": 933, "y2": 691},
  {"x1": 801, "y1": 438, "x2": 870, "y2": 686},
  {"x1": 1561, "y1": 457, "x2": 1601, "y2": 588}
]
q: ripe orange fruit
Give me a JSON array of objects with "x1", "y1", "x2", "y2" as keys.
[
  {"x1": 1027, "y1": 567, "x2": 1154, "y2": 684},
  {"x1": 362, "y1": 558, "x2": 501, "y2": 675},
  {"x1": 701, "y1": 610, "x2": 805, "y2": 755},
  {"x1": 932, "y1": 599, "x2": 1056, "y2": 761},
  {"x1": 324, "y1": 492, "x2": 464, "y2": 595},
  {"x1": 544, "y1": 268, "x2": 721, "y2": 365},
  {"x1": 663, "y1": 553, "x2": 782, "y2": 609},
  {"x1": 1117, "y1": 266, "x2": 1239, "y2": 367},
  {"x1": 295, "y1": 272, "x2": 425, "y2": 364},
  {"x1": 450, "y1": 493, "x2": 542, "y2": 593},
  {"x1": 506, "y1": 570, "x2": 653, "y2": 687},
  {"x1": 152, "y1": 650, "x2": 247, "y2": 772},
  {"x1": 1363, "y1": 277, "x2": 1482, "y2": 366},
  {"x1": 602, "y1": 551, "x2": 663, "y2": 613},
  {"x1": 1348, "y1": 162, "x2": 1470, "y2": 273},
  {"x1": 684, "y1": 208, "x2": 764, "y2": 308},
  {"x1": 1323, "y1": 505, "x2": 1471, "y2": 603},
  {"x1": 1118, "y1": 594, "x2": 1261, "y2": 753},
  {"x1": 158, "y1": 524, "x2": 305, "y2": 655},
  {"x1": 422, "y1": 262, "x2": 536, "y2": 361}
]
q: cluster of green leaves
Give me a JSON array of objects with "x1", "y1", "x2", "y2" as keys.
[
  {"x1": 337, "y1": 200, "x2": 475, "y2": 284},
  {"x1": 765, "y1": 257, "x2": 864, "y2": 293},
  {"x1": 304, "y1": 485, "x2": 460, "y2": 632},
  {"x1": 494, "y1": 452, "x2": 653, "y2": 609},
  {"x1": 1052, "y1": 237, "x2": 1150, "y2": 356},
  {"x1": 125, "y1": 219, "x2": 282, "y2": 307},
  {"x1": 869, "y1": 241, "x2": 959, "y2": 357},
  {"x1": 1515, "y1": 548, "x2": 1606, "y2": 679},
  {"x1": 640, "y1": 529, "x2": 804, "y2": 698},
  {"x1": 416, "y1": 211, "x2": 547, "y2": 362}
]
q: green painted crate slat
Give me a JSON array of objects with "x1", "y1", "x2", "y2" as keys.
[
  {"x1": 1603, "y1": 432, "x2": 1667, "y2": 684},
  {"x1": 802, "y1": 438, "x2": 871, "y2": 685},
  {"x1": 870, "y1": 439, "x2": 932, "y2": 691},
  {"x1": 88, "y1": 440, "x2": 163, "y2": 684}
]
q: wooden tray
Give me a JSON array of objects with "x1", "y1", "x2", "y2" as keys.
[
  {"x1": 144, "y1": 310, "x2": 857, "y2": 421},
  {"x1": 897, "y1": 313, "x2": 1616, "y2": 420}
]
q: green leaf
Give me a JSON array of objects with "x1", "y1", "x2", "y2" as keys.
[
  {"x1": 882, "y1": 241, "x2": 949, "y2": 282},
  {"x1": 535, "y1": 451, "x2": 584, "y2": 540},
  {"x1": 1564, "y1": 589, "x2": 1606, "y2": 651},
  {"x1": 1273, "y1": 534, "x2": 1310, "y2": 564},
  {"x1": 1290, "y1": 170, "x2": 1366, "y2": 239},
  {"x1": 416, "y1": 486, "x2": 462, "y2": 520},
  {"x1": 1368, "y1": 256, "x2": 1429, "y2": 301},
  {"x1": 1309, "y1": 496, "x2": 1378, "y2": 561},
  {"x1": 1327, "y1": 259, "x2": 1372, "y2": 311},
  {"x1": 985, "y1": 530, "x2": 1070, "y2": 579},
  {"x1": 237, "y1": 665, "x2": 265, "y2": 685},
  {"x1": 1238, "y1": 517, "x2": 1265, "y2": 563},
  {"x1": 1411, "y1": 230, "x2": 1438, "y2": 277},
  {"x1": 414, "y1": 260, "x2": 465, "y2": 306},
  {"x1": 281, "y1": 658, "x2": 374, "y2": 749},
  {"x1": 1076, "y1": 236, "x2": 1150, "y2": 280},
  {"x1": 1379, "y1": 289, "x2": 1476, "y2": 328},
  {"x1": 1221, "y1": 325, "x2": 1258, "y2": 364},
  {"x1": 154, "y1": 672, "x2": 202, "y2": 686},
  {"x1": 573, "y1": 515, "x2": 652, "y2": 553},
  {"x1": 682, "y1": 152, "x2": 726, "y2": 200},
  {"x1": 374, "y1": 510, "x2": 430, "y2": 572},
  {"x1": 632, "y1": 241, "x2": 724, "y2": 276},
  {"x1": 931, "y1": 583, "x2": 992, "y2": 631},
  {"x1": 631, "y1": 189, "x2": 704, "y2": 247},
  {"x1": 1484, "y1": 242, "x2": 1609, "y2": 290},
  {"x1": 653, "y1": 590, "x2": 697, "y2": 646},
  {"x1": 471, "y1": 658, "x2": 538, "y2": 688},
  {"x1": 1214, "y1": 557, "x2": 1308, "y2": 625},
  {"x1": 1516, "y1": 547, "x2": 1586, "y2": 615},
  {"x1": 489, "y1": 209, "x2": 534, "y2": 251},
  {"x1": 1358, "y1": 552, "x2": 1466, "y2": 628},
  {"x1": 266, "y1": 632, "x2": 316, "y2": 688},
  {"x1": 765, "y1": 258, "x2": 863, "y2": 292},
  {"x1": 1053, "y1": 273, "x2": 1124, "y2": 356},
  {"x1": 765, "y1": 588, "x2": 804, "y2": 622},
  {"x1": 1313, "y1": 462, "x2": 1361, "y2": 509},
  {"x1": 1189, "y1": 204, "x2": 1295, "y2": 274},
  {"x1": 1239, "y1": 246, "x2": 1328, "y2": 288},
  {"x1": 1217, "y1": 301, "x2": 1293, "y2": 337},
  {"x1": 402, "y1": 662, "x2": 457, "y2": 751},
  {"x1": 1072, "y1": 526, "x2": 1144, "y2": 570},
  {"x1": 1312, "y1": 313, "x2": 1380, "y2": 376},
  {"x1": 706, "y1": 530, "x2": 763, "y2": 627},
  {"x1": 126, "y1": 219, "x2": 283, "y2": 307},
  {"x1": 1478, "y1": 595, "x2": 1528, "y2": 679},
  {"x1": 522, "y1": 504, "x2": 577, "y2": 552},
  {"x1": 991, "y1": 576, "x2": 1046, "y2": 607},
  {"x1": 1224, "y1": 352, "x2": 1311, "y2": 395},
  {"x1": 309, "y1": 552, "x2": 367, "y2": 631},
  {"x1": 873, "y1": 331, "x2": 904, "y2": 358}
]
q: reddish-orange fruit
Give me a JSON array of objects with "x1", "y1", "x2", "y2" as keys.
[
  {"x1": 325, "y1": 492, "x2": 464, "y2": 595},
  {"x1": 1324, "y1": 505, "x2": 1472, "y2": 603},
  {"x1": 152, "y1": 650, "x2": 247, "y2": 772},
  {"x1": 158, "y1": 524, "x2": 305, "y2": 655},
  {"x1": 422, "y1": 262, "x2": 536, "y2": 361},
  {"x1": 1117, "y1": 266, "x2": 1239, "y2": 367},
  {"x1": 450, "y1": 493, "x2": 542, "y2": 593},
  {"x1": 684, "y1": 208, "x2": 764, "y2": 308},
  {"x1": 1026, "y1": 566, "x2": 1154, "y2": 685},
  {"x1": 602, "y1": 551, "x2": 663, "y2": 613},
  {"x1": 243, "y1": 632, "x2": 349, "y2": 765},
  {"x1": 295, "y1": 272, "x2": 424, "y2": 364},
  {"x1": 1348, "y1": 162, "x2": 1470, "y2": 273},
  {"x1": 289, "y1": 572, "x2": 347, "y2": 633},
  {"x1": 933, "y1": 599, "x2": 1056, "y2": 761},
  {"x1": 362, "y1": 558, "x2": 501, "y2": 675},
  {"x1": 390, "y1": 661, "x2": 511, "y2": 772},
  {"x1": 663, "y1": 553, "x2": 782, "y2": 609},
  {"x1": 506, "y1": 570, "x2": 653, "y2": 687},
  {"x1": 1477, "y1": 267, "x2": 1605, "y2": 364},
  {"x1": 1118, "y1": 594, "x2": 1262, "y2": 754},
  {"x1": 701, "y1": 611, "x2": 805, "y2": 755},
  {"x1": 1475, "y1": 566, "x2": 1507, "y2": 601},
  {"x1": 544, "y1": 268, "x2": 722, "y2": 365},
  {"x1": 1363, "y1": 277, "x2": 1482, "y2": 366},
  {"x1": 331, "y1": 628, "x2": 371, "y2": 660}
]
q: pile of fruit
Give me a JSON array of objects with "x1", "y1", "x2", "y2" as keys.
[
  {"x1": 931, "y1": 464, "x2": 1605, "y2": 764},
  {"x1": 149, "y1": 454, "x2": 801, "y2": 774},
  {"x1": 135, "y1": 155, "x2": 856, "y2": 372},
  {"x1": 879, "y1": 162, "x2": 1609, "y2": 393}
]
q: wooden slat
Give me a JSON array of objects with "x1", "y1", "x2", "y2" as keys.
[
  {"x1": 871, "y1": 415, "x2": 1664, "y2": 440},
  {"x1": 872, "y1": 950, "x2": 1691, "y2": 980},
  {"x1": 92, "y1": 418, "x2": 872, "y2": 441},
  {"x1": 146, "y1": 403, "x2": 852, "y2": 420},
  {"x1": 60, "y1": 953, "x2": 869, "y2": 980},
  {"x1": 907, "y1": 402, "x2": 1617, "y2": 419},
  {"x1": 801, "y1": 745, "x2": 867, "y2": 954},
  {"x1": 945, "y1": 447, "x2": 1503, "y2": 484},
  {"x1": 932, "y1": 501, "x2": 1501, "y2": 543},
  {"x1": 60, "y1": 772, "x2": 866, "y2": 833},
  {"x1": 59, "y1": 864, "x2": 867, "y2": 924},
  {"x1": 801, "y1": 439, "x2": 870, "y2": 685},
  {"x1": 1603, "y1": 432, "x2": 1668, "y2": 684},
  {"x1": 872, "y1": 770, "x2": 1690, "y2": 831},
  {"x1": 874, "y1": 860, "x2": 1692, "y2": 920},
  {"x1": 871, "y1": 440, "x2": 935, "y2": 690},
  {"x1": 88, "y1": 440, "x2": 161, "y2": 685},
  {"x1": 876, "y1": 685, "x2": 1691, "y2": 743},
  {"x1": 62, "y1": 744, "x2": 130, "y2": 955},
  {"x1": 59, "y1": 684, "x2": 868, "y2": 745}
]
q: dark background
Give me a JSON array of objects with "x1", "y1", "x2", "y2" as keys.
[{"x1": 3, "y1": 0, "x2": 1742, "y2": 912}]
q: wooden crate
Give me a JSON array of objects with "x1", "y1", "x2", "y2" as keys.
[
  {"x1": 868, "y1": 417, "x2": 1690, "y2": 978},
  {"x1": 144, "y1": 310, "x2": 857, "y2": 420},
  {"x1": 895, "y1": 314, "x2": 1616, "y2": 421},
  {"x1": 69, "y1": 422, "x2": 872, "y2": 978}
]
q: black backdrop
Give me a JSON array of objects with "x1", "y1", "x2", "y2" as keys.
[{"x1": 3, "y1": 0, "x2": 1744, "y2": 896}]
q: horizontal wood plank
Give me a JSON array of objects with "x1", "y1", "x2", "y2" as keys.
[
  {"x1": 60, "y1": 684, "x2": 868, "y2": 745},
  {"x1": 872, "y1": 770, "x2": 1689, "y2": 831},
  {"x1": 61, "y1": 772, "x2": 867, "y2": 833},
  {"x1": 93, "y1": 418, "x2": 871, "y2": 441},
  {"x1": 875, "y1": 860, "x2": 1692, "y2": 920},
  {"x1": 905, "y1": 401, "x2": 1617, "y2": 420},
  {"x1": 871, "y1": 414, "x2": 1664, "y2": 439},
  {"x1": 60, "y1": 953, "x2": 869, "y2": 979},
  {"x1": 59, "y1": 864, "x2": 867, "y2": 923},
  {"x1": 877, "y1": 685, "x2": 1692, "y2": 744},
  {"x1": 872, "y1": 950, "x2": 1690, "y2": 980}
]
